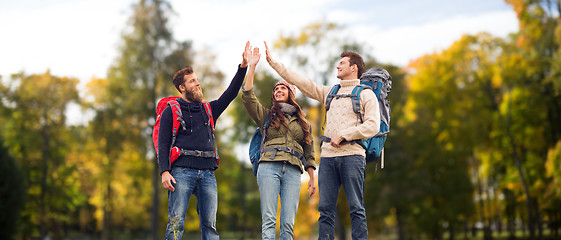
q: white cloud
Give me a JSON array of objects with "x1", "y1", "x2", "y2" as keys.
[
  {"x1": 170, "y1": 0, "x2": 338, "y2": 80},
  {"x1": 0, "y1": 0, "x2": 519, "y2": 127},
  {"x1": 357, "y1": 10, "x2": 518, "y2": 66},
  {"x1": 0, "y1": 0, "x2": 128, "y2": 81},
  {"x1": 0, "y1": 0, "x2": 518, "y2": 84}
]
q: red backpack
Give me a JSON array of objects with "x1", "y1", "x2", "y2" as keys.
[{"x1": 152, "y1": 97, "x2": 218, "y2": 168}]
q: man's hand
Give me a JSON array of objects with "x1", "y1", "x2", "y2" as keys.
[
  {"x1": 161, "y1": 171, "x2": 176, "y2": 192},
  {"x1": 241, "y1": 41, "x2": 250, "y2": 68},
  {"x1": 264, "y1": 41, "x2": 273, "y2": 64},
  {"x1": 330, "y1": 137, "x2": 342, "y2": 148}
]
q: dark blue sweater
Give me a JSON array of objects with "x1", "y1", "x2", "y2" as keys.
[{"x1": 157, "y1": 65, "x2": 247, "y2": 174}]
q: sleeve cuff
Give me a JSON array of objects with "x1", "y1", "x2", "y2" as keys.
[{"x1": 160, "y1": 168, "x2": 170, "y2": 176}]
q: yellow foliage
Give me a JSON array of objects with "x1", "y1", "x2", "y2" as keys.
[
  {"x1": 294, "y1": 178, "x2": 320, "y2": 238},
  {"x1": 298, "y1": 32, "x2": 310, "y2": 45},
  {"x1": 402, "y1": 96, "x2": 417, "y2": 123},
  {"x1": 546, "y1": 140, "x2": 561, "y2": 197}
]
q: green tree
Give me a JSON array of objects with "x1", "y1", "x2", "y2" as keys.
[
  {"x1": 84, "y1": 0, "x2": 193, "y2": 238},
  {"x1": 545, "y1": 140, "x2": 561, "y2": 237},
  {"x1": 0, "y1": 71, "x2": 82, "y2": 239},
  {"x1": 0, "y1": 138, "x2": 26, "y2": 240},
  {"x1": 502, "y1": 1, "x2": 561, "y2": 238},
  {"x1": 403, "y1": 33, "x2": 514, "y2": 239},
  {"x1": 363, "y1": 64, "x2": 424, "y2": 240}
]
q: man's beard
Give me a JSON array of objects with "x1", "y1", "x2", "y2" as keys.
[{"x1": 185, "y1": 87, "x2": 203, "y2": 102}]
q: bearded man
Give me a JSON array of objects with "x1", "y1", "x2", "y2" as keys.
[{"x1": 157, "y1": 42, "x2": 250, "y2": 240}]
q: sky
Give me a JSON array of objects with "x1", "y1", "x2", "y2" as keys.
[
  {"x1": 0, "y1": 0, "x2": 519, "y2": 165},
  {"x1": 1, "y1": 0, "x2": 518, "y2": 84}
]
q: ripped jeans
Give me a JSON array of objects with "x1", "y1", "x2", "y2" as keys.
[{"x1": 165, "y1": 167, "x2": 219, "y2": 240}]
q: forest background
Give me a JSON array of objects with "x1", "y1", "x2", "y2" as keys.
[{"x1": 1, "y1": 0, "x2": 560, "y2": 239}]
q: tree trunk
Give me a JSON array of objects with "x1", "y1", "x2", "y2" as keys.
[
  {"x1": 504, "y1": 188, "x2": 516, "y2": 240},
  {"x1": 471, "y1": 222, "x2": 477, "y2": 238},
  {"x1": 507, "y1": 211, "x2": 515, "y2": 240},
  {"x1": 151, "y1": 160, "x2": 159, "y2": 240},
  {"x1": 505, "y1": 93, "x2": 535, "y2": 240},
  {"x1": 553, "y1": 207, "x2": 561, "y2": 237},
  {"x1": 496, "y1": 214, "x2": 502, "y2": 235},
  {"x1": 476, "y1": 166, "x2": 492, "y2": 240},
  {"x1": 485, "y1": 182, "x2": 494, "y2": 240},
  {"x1": 449, "y1": 221, "x2": 455, "y2": 240},
  {"x1": 396, "y1": 206, "x2": 405, "y2": 240},
  {"x1": 521, "y1": 208, "x2": 527, "y2": 237},
  {"x1": 432, "y1": 223, "x2": 442, "y2": 240},
  {"x1": 557, "y1": 207, "x2": 561, "y2": 237},
  {"x1": 533, "y1": 198, "x2": 543, "y2": 240},
  {"x1": 101, "y1": 182, "x2": 112, "y2": 240},
  {"x1": 239, "y1": 167, "x2": 247, "y2": 237},
  {"x1": 40, "y1": 125, "x2": 50, "y2": 239},
  {"x1": 464, "y1": 221, "x2": 469, "y2": 240},
  {"x1": 511, "y1": 148, "x2": 535, "y2": 240}
]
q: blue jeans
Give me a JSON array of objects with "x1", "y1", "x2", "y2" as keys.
[
  {"x1": 318, "y1": 155, "x2": 367, "y2": 240},
  {"x1": 165, "y1": 167, "x2": 219, "y2": 240},
  {"x1": 257, "y1": 161, "x2": 302, "y2": 240}
]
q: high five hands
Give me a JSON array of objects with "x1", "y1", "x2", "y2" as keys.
[
  {"x1": 264, "y1": 41, "x2": 273, "y2": 64},
  {"x1": 242, "y1": 41, "x2": 275, "y2": 68},
  {"x1": 248, "y1": 44, "x2": 260, "y2": 67},
  {"x1": 241, "y1": 41, "x2": 251, "y2": 68}
]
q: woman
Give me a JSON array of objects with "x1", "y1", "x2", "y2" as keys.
[{"x1": 242, "y1": 46, "x2": 316, "y2": 240}]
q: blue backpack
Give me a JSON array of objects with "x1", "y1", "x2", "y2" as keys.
[
  {"x1": 323, "y1": 68, "x2": 392, "y2": 168},
  {"x1": 249, "y1": 114, "x2": 270, "y2": 176}
]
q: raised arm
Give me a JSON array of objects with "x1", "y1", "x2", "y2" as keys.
[
  {"x1": 240, "y1": 41, "x2": 250, "y2": 68},
  {"x1": 209, "y1": 41, "x2": 250, "y2": 119},
  {"x1": 244, "y1": 46, "x2": 260, "y2": 91},
  {"x1": 264, "y1": 41, "x2": 331, "y2": 103}
]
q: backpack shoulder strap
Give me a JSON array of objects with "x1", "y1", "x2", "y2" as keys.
[
  {"x1": 263, "y1": 113, "x2": 270, "y2": 129},
  {"x1": 168, "y1": 99, "x2": 186, "y2": 132},
  {"x1": 202, "y1": 101, "x2": 214, "y2": 132},
  {"x1": 325, "y1": 84, "x2": 341, "y2": 111},
  {"x1": 261, "y1": 112, "x2": 271, "y2": 140},
  {"x1": 202, "y1": 101, "x2": 219, "y2": 162},
  {"x1": 258, "y1": 112, "x2": 271, "y2": 160},
  {"x1": 350, "y1": 84, "x2": 371, "y2": 123}
]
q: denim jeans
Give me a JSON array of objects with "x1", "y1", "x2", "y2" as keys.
[
  {"x1": 165, "y1": 167, "x2": 219, "y2": 240},
  {"x1": 257, "y1": 161, "x2": 302, "y2": 240},
  {"x1": 318, "y1": 155, "x2": 367, "y2": 240}
]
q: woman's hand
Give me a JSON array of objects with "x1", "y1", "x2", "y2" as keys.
[
  {"x1": 307, "y1": 167, "x2": 316, "y2": 197},
  {"x1": 248, "y1": 46, "x2": 260, "y2": 67},
  {"x1": 244, "y1": 43, "x2": 259, "y2": 90}
]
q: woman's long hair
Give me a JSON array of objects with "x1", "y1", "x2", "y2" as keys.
[{"x1": 269, "y1": 87, "x2": 312, "y2": 144}]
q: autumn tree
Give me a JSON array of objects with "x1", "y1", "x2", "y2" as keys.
[
  {"x1": 0, "y1": 137, "x2": 25, "y2": 240},
  {"x1": 0, "y1": 71, "x2": 82, "y2": 239},
  {"x1": 84, "y1": 0, "x2": 193, "y2": 238},
  {"x1": 502, "y1": 0, "x2": 561, "y2": 238}
]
